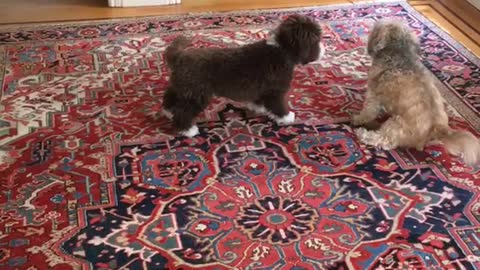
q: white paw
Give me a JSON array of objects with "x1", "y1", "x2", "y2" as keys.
[
  {"x1": 355, "y1": 128, "x2": 393, "y2": 150},
  {"x1": 355, "y1": 128, "x2": 378, "y2": 146},
  {"x1": 246, "y1": 103, "x2": 267, "y2": 114},
  {"x1": 162, "y1": 109, "x2": 173, "y2": 120},
  {"x1": 180, "y1": 125, "x2": 199, "y2": 138},
  {"x1": 276, "y1": 111, "x2": 295, "y2": 125},
  {"x1": 381, "y1": 142, "x2": 394, "y2": 151},
  {"x1": 355, "y1": 127, "x2": 369, "y2": 140}
]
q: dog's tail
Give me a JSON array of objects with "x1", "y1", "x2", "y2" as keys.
[
  {"x1": 165, "y1": 36, "x2": 191, "y2": 67},
  {"x1": 432, "y1": 125, "x2": 480, "y2": 166}
]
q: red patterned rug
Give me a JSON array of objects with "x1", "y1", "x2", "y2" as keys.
[{"x1": 1, "y1": 1, "x2": 480, "y2": 269}]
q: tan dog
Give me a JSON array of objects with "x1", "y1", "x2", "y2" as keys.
[{"x1": 353, "y1": 20, "x2": 480, "y2": 166}]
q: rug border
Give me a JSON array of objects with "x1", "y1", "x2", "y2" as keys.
[
  {"x1": 433, "y1": 73, "x2": 480, "y2": 130},
  {"x1": 397, "y1": 2, "x2": 480, "y2": 64},
  {"x1": 0, "y1": 0, "x2": 478, "y2": 65}
]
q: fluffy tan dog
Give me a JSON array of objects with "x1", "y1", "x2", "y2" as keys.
[{"x1": 353, "y1": 20, "x2": 480, "y2": 166}]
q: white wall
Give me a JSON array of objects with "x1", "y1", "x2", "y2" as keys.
[{"x1": 467, "y1": 0, "x2": 480, "y2": 10}]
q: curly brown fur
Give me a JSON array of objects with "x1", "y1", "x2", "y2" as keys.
[
  {"x1": 165, "y1": 35, "x2": 190, "y2": 67},
  {"x1": 352, "y1": 20, "x2": 480, "y2": 166},
  {"x1": 162, "y1": 14, "x2": 323, "y2": 137}
]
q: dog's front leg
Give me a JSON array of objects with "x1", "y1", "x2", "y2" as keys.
[
  {"x1": 352, "y1": 90, "x2": 381, "y2": 126},
  {"x1": 172, "y1": 101, "x2": 206, "y2": 138},
  {"x1": 262, "y1": 94, "x2": 295, "y2": 125}
]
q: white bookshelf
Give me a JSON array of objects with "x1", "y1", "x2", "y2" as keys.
[{"x1": 108, "y1": 0, "x2": 181, "y2": 7}]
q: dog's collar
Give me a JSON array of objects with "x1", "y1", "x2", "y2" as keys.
[{"x1": 266, "y1": 31, "x2": 279, "y2": 47}]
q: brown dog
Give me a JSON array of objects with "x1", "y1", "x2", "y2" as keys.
[
  {"x1": 353, "y1": 20, "x2": 480, "y2": 166},
  {"x1": 162, "y1": 14, "x2": 323, "y2": 137}
]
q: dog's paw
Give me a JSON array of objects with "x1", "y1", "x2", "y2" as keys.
[
  {"x1": 355, "y1": 128, "x2": 394, "y2": 150},
  {"x1": 276, "y1": 111, "x2": 295, "y2": 125},
  {"x1": 355, "y1": 127, "x2": 369, "y2": 140},
  {"x1": 355, "y1": 128, "x2": 379, "y2": 146},
  {"x1": 162, "y1": 109, "x2": 173, "y2": 120},
  {"x1": 180, "y1": 125, "x2": 199, "y2": 138}
]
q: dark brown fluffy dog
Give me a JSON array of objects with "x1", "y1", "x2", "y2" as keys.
[
  {"x1": 353, "y1": 21, "x2": 480, "y2": 166},
  {"x1": 162, "y1": 14, "x2": 323, "y2": 137}
]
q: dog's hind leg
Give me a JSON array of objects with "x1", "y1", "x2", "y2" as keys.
[
  {"x1": 170, "y1": 94, "x2": 210, "y2": 138},
  {"x1": 161, "y1": 88, "x2": 176, "y2": 120},
  {"x1": 246, "y1": 101, "x2": 268, "y2": 114},
  {"x1": 261, "y1": 93, "x2": 295, "y2": 125},
  {"x1": 355, "y1": 116, "x2": 410, "y2": 151},
  {"x1": 352, "y1": 90, "x2": 381, "y2": 126},
  {"x1": 171, "y1": 105, "x2": 201, "y2": 137}
]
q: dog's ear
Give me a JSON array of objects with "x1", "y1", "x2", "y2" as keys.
[
  {"x1": 368, "y1": 21, "x2": 421, "y2": 57},
  {"x1": 396, "y1": 25, "x2": 422, "y2": 57},
  {"x1": 276, "y1": 15, "x2": 322, "y2": 64},
  {"x1": 299, "y1": 26, "x2": 322, "y2": 64},
  {"x1": 409, "y1": 32, "x2": 422, "y2": 56},
  {"x1": 367, "y1": 22, "x2": 388, "y2": 55}
]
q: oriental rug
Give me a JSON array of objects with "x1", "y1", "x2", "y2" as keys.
[{"x1": 1, "y1": 1, "x2": 480, "y2": 269}]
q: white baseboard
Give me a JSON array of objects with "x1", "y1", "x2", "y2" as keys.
[
  {"x1": 467, "y1": 0, "x2": 480, "y2": 10},
  {"x1": 108, "y1": 0, "x2": 181, "y2": 7}
]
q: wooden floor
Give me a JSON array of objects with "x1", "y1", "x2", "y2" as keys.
[{"x1": 0, "y1": 0, "x2": 479, "y2": 56}]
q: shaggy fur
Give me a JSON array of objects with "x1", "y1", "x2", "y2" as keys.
[
  {"x1": 353, "y1": 20, "x2": 480, "y2": 166},
  {"x1": 162, "y1": 14, "x2": 323, "y2": 137}
]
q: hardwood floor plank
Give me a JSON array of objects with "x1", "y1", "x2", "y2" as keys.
[
  {"x1": 437, "y1": 0, "x2": 480, "y2": 34},
  {"x1": 0, "y1": 0, "x2": 351, "y2": 25},
  {"x1": 429, "y1": 2, "x2": 480, "y2": 46},
  {"x1": 414, "y1": 3, "x2": 480, "y2": 56}
]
